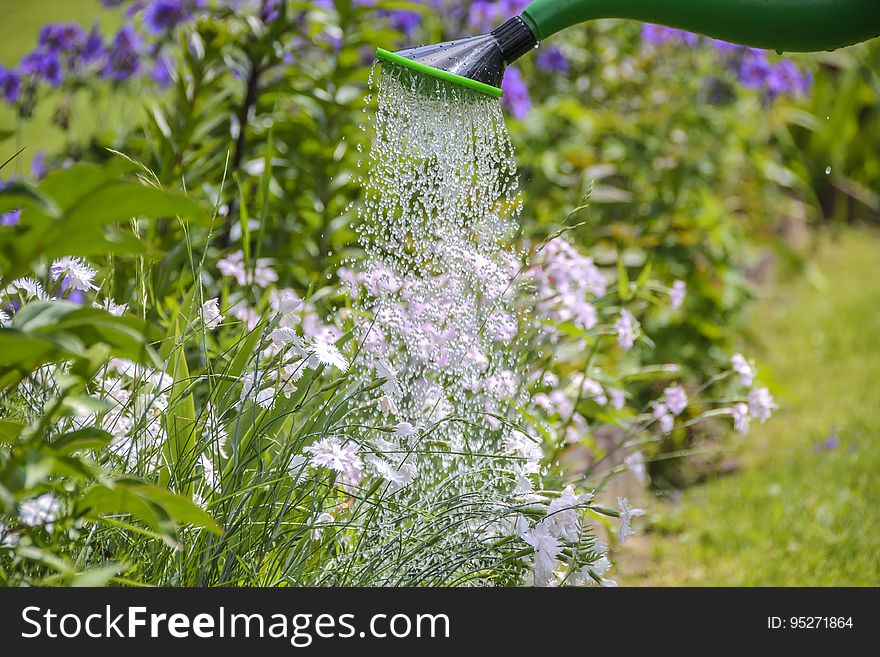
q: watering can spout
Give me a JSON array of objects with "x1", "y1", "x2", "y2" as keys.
[
  {"x1": 376, "y1": 17, "x2": 536, "y2": 98},
  {"x1": 376, "y1": 0, "x2": 880, "y2": 98}
]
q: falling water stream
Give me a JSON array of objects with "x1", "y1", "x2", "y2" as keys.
[{"x1": 340, "y1": 62, "x2": 536, "y2": 582}]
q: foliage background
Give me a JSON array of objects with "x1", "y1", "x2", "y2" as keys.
[{"x1": 1, "y1": 0, "x2": 878, "y2": 585}]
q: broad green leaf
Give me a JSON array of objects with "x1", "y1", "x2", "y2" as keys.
[{"x1": 51, "y1": 428, "x2": 114, "y2": 455}]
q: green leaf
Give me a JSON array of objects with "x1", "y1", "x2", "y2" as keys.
[
  {"x1": 51, "y1": 428, "x2": 113, "y2": 455},
  {"x1": 0, "y1": 420, "x2": 24, "y2": 444},
  {"x1": 78, "y1": 481, "x2": 222, "y2": 538}
]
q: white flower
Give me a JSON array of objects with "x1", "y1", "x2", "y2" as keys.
[
  {"x1": 394, "y1": 421, "x2": 415, "y2": 438},
  {"x1": 199, "y1": 453, "x2": 219, "y2": 491},
  {"x1": 0, "y1": 309, "x2": 9, "y2": 327},
  {"x1": 608, "y1": 388, "x2": 626, "y2": 410},
  {"x1": 277, "y1": 363, "x2": 305, "y2": 397},
  {"x1": 592, "y1": 555, "x2": 612, "y2": 578},
  {"x1": 544, "y1": 486, "x2": 588, "y2": 541},
  {"x1": 731, "y1": 353, "x2": 754, "y2": 387},
  {"x1": 617, "y1": 497, "x2": 646, "y2": 543},
  {"x1": 731, "y1": 402, "x2": 750, "y2": 435},
  {"x1": 577, "y1": 376, "x2": 607, "y2": 405},
  {"x1": 217, "y1": 250, "x2": 247, "y2": 285},
  {"x1": 305, "y1": 436, "x2": 363, "y2": 491},
  {"x1": 272, "y1": 289, "x2": 303, "y2": 316},
  {"x1": 571, "y1": 554, "x2": 613, "y2": 586},
  {"x1": 311, "y1": 512, "x2": 335, "y2": 541},
  {"x1": 615, "y1": 309, "x2": 638, "y2": 351},
  {"x1": 505, "y1": 431, "x2": 543, "y2": 467},
  {"x1": 376, "y1": 358, "x2": 401, "y2": 397},
  {"x1": 748, "y1": 387, "x2": 775, "y2": 423},
  {"x1": 204, "y1": 403, "x2": 228, "y2": 455},
  {"x1": 521, "y1": 522, "x2": 563, "y2": 586},
  {"x1": 369, "y1": 456, "x2": 417, "y2": 492},
  {"x1": 233, "y1": 304, "x2": 261, "y2": 331},
  {"x1": 94, "y1": 298, "x2": 127, "y2": 316},
  {"x1": 51, "y1": 256, "x2": 98, "y2": 291},
  {"x1": 254, "y1": 386, "x2": 276, "y2": 409},
  {"x1": 5, "y1": 277, "x2": 48, "y2": 300},
  {"x1": 663, "y1": 385, "x2": 688, "y2": 416},
  {"x1": 308, "y1": 338, "x2": 349, "y2": 372},
  {"x1": 269, "y1": 327, "x2": 304, "y2": 353},
  {"x1": 669, "y1": 280, "x2": 686, "y2": 309},
  {"x1": 0, "y1": 523, "x2": 19, "y2": 548},
  {"x1": 202, "y1": 298, "x2": 223, "y2": 330},
  {"x1": 378, "y1": 394, "x2": 398, "y2": 416},
  {"x1": 624, "y1": 450, "x2": 648, "y2": 486},
  {"x1": 653, "y1": 401, "x2": 674, "y2": 434},
  {"x1": 288, "y1": 454, "x2": 308, "y2": 477},
  {"x1": 19, "y1": 493, "x2": 61, "y2": 533}
]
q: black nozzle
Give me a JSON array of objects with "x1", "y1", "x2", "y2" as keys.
[
  {"x1": 376, "y1": 14, "x2": 540, "y2": 96},
  {"x1": 492, "y1": 16, "x2": 539, "y2": 64}
]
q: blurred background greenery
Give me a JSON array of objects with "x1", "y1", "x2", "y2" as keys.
[{"x1": 1, "y1": 1, "x2": 878, "y2": 585}]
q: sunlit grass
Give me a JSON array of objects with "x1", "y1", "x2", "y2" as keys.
[{"x1": 626, "y1": 227, "x2": 880, "y2": 585}]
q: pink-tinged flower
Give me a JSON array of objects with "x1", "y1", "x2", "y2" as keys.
[
  {"x1": 731, "y1": 353, "x2": 754, "y2": 387},
  {"x1": 616, "y1": 309, "x2": 637, "y2": 351},
  {"x1": 731, "y1": 402, "x2": 750, "y2": 435},
  {"x1": 669, "y1": 280, "x2": 686, "y2": 309},
  {"x1": 653, "y1": 402, "x2": 674, "y2": 434},
  {"x1": 305, "y1": 436, "x2": 363, "y2": 491},
  {"x1": 608, "y1": 388, "x2": 626, "y2": 410},
  {"x1": 201, "y1": 298, "x2": 223, "y2": 330},
  {"x1": 748, "y1": 387, "x2": 775, "y2": 423},
  {"x1": 663, "y1": 385, "x2": 688, "y2": 416}
]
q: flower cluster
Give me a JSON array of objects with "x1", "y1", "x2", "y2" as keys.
[{"x1": 641, "y1": 23, "x2": 812, "y2": 99}]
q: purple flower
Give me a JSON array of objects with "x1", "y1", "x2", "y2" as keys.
[
  {"x1": 501, "y1": 65, "x2": 530, "y2": 119},
  {"x1": 38, "y1": 23, "x2": 86, "y2": 55},
  {"x1": 536, "y1": 45, "x2": 569, "y2": 73},
  {"x1": 0, "y1": 66, "x2": 21, "y2": 104},
  {"x1": 663, "y1": 385, "x2": 688, "y2": 416},
  {"x1": 150, "y1": 54, "x2": 173, "y2": 86},
  {"x1": 0, "y1": 208, "x2": 21, "y2": 226},
  {"x1": 709, "y1": 38, "x2": 742, "y2": 55},
  {"x1": 669, "y1": 279, "x2": 686, "y2": 309},
  {"x1": 738, "y1": 49, "x2": 772, "y2": 90},
  {"x1": 766, "y1": 60, "x2": 812, "y2": 97},
  {"x1": 143, "y1": 0, "x2": 202, "y2": 34},
  {"x1": 31, "y1": 151, "x2": 47, "y2": 180},
  {"x1": 386, "y1": 10, "x2": 422, "y2": 37},
  {"x1": 102, "y1": 25, "x2": 142, "y2": 81},
  {"x1": 641, "y1": 24, "x2": 699, "y2": 47},
  {"x1": 81, "y1": 24, "x2": 106, "y2": 63},
  {"x1": 20, "y1": 50, "x2": 63, "y2": 87},
  {"x1": 466, "y1": 0, "x2": 528, "y2": 32},
  {"x1": 261, "y1": 0, "x2": 282, "y2": 24},
  {"x1": 0, "y1": 180, "x2": 22, "y2": 226}
]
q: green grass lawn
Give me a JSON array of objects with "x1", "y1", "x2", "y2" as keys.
[{"x1": 624, "y1": 228, "x2": 880, "y2": 585}]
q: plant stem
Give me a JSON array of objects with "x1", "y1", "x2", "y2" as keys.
[{"x1": 221, "y1": 57, "x2": 262, "y2": 247}]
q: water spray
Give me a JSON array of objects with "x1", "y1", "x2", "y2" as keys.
[{"x1": 377, "y1": 0, "x2": 880, "y2": 98}]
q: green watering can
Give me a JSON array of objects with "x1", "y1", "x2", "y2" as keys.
[{"x1": 376, "y1": 0, "x2": 880, "y2": 97}]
